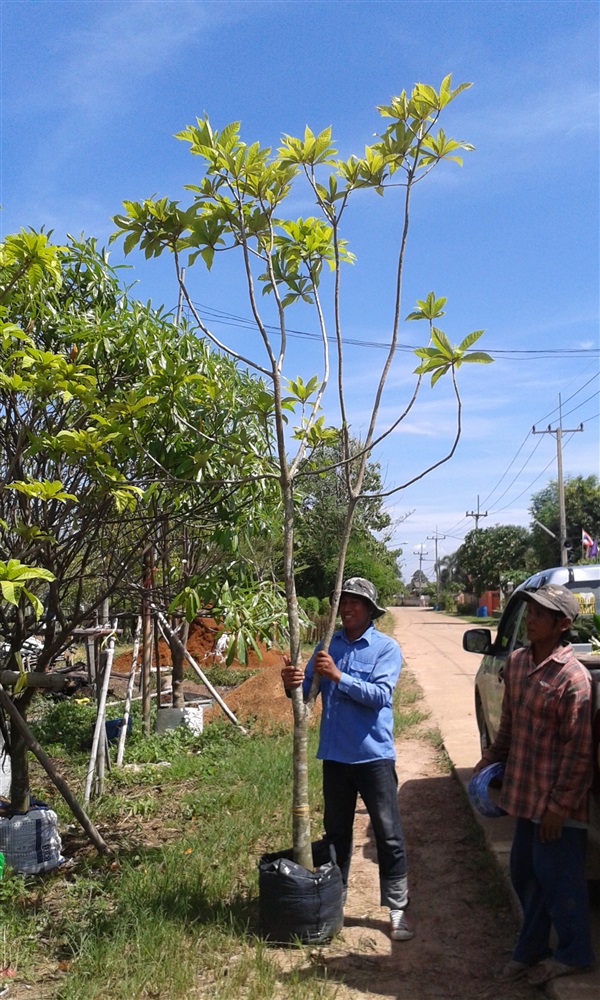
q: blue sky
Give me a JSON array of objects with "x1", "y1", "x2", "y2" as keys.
[{"x1": 2, "y1": 0, "x2": 599, "y2": 584}]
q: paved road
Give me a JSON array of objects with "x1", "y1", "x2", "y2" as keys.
[
  {"x1": 388, "y1": 605, "x2": 600, "y2": 1000},
  {"x1": 389, "y1": 605, "x2": 482, "y2": 770}
]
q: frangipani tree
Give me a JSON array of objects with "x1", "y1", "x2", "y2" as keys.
[
  {"x1": 0, "y1": 230, "x2": 280, "y2": 812},
  {"x1": 113, "y1": 76, "x2": 493, "y2": 869}
]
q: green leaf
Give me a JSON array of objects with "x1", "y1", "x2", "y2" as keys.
[
  {"x1": 201, "y1": 247, "x2": 215, "y2": 270},
  {"x1": 0, "y1": 580, "x2": 19, "y2": 605},
  {"x1": 431, "y1": 328, "x2": 453, "y2": 357},
  {"x1": 457, "y1": 329, "x2": 485, "y2": 351},
  {"x1": 430, "y1": 367, "x2": 448, "y2": 386},
  {"x1": 236, "y1": 631, "x2": 246, "y2": 666},
  {"x1": 461, "y1": 352, "x2": 494, "y2": 364},
  {"x1": 22, "y1": 587, "x2": 43, "y2": 619}
]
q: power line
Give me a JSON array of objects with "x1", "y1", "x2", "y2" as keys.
[
  {"x1": 463, "y1": 371, "x2": 599, "y2": 518},
  {"x1": 561, "y1": 390, "x2": 600, "y2": 422},
  {"x1": 483, "y1": 436, "x2": 545, "y2": 510},
  {"x1": 534, "y1": 371, "x2": 599, "y2": 424},
  {"x1": 479, "y1": 431, "x2": 533, "y2": 509},
  {"x1": 187, "y1": 300, "x2": 600, "y2": 359}
]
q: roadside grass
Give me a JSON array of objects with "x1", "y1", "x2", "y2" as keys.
[
  {"x1": 393, "y1": 668, "x2": 430, "y2": 737},
  {"x1": 1, "y1": 652, "x2": 486, "y2": 998},
  {"x1": 4, "y1": 708, "x2": 328, "y2": 999},
  {"x1": 460, "y1": 809, "x2": 515, "y2": 912},
  {"x1": 445, "y1": 612, "x2": 496, "y2": 626},
  {"x1": 420, "y1": 725, "x2": 453, "y2": 774}
]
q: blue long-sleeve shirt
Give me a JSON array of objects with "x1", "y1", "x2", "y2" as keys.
[{"x1": 304, "y1": 624, "x2": 402, "y2": 763}]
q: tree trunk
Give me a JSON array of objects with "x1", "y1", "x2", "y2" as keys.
[
  {"x1": 170, "y1": 618, "x2": 189, "y2": 708},
  {"x1": 290, "y1": 688, "x2": 312, "y2": 867},
  {"x1": 9, "y1": 715, "x2": 29, "y2": 815}
]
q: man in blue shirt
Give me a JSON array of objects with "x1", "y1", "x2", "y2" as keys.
[{"x1": 281, "y1": 577, "x2": 413, "y2": 941}]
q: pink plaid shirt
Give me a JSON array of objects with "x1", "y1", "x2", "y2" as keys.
[{"x1": 483, "y1": 643, "x2": 593, "y2": 823}]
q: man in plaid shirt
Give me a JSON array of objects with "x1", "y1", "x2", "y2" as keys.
[{"x1": 474, "y1": 584, "x2": 594, "y2": 985}]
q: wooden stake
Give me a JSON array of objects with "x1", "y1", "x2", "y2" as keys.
[
  {"x1": 153, "y1": 608, "x2": 248, "y2": 735},
  {"x1": 141, "y1": 548, "x2": 153, "y2": 737},
  {"x1": 0, "y1": 684, "x2": 110, "y2": 856},
  {"x1": 83, "y1": 623, "x2": 117, "y2": 804},
  {"x1": 116, "y1": 616, "x2": 141, "y2": 767}
]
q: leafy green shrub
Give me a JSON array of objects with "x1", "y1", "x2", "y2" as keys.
[
  {"x1": 441, "y1": 591, "x2": 456, "y2": 613},
  {"x1": 31, "y1": 699, "x2": 98, "y2": 754},
  {"x1": 304, "y1": 596, "x2": 320, "y2": 619},
  {"x1": 319, "y1": 597, "x2": 331, "y2": 616},
  {"x1": 571, "y1": 614, "x2": 599, "y2": 645}
]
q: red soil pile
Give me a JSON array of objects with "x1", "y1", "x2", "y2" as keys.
[
  {"x1": 112, "y1": 616, "x2": 221, "y2": 673},
  {"x1": 112, "y1": 617, "x2": 299, "y2": 727},
  {"x1": 211, "y1": 650, "x2": 291, "y2": 726}
]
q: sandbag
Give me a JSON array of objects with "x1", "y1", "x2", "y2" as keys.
[
  {"x1": 0, "y1": 804, "x2": 64, "y2": 875},
  {"x1": 258, "y1": 838, "x2": 344, "y2": 944}
]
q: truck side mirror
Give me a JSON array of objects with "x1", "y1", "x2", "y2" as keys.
[{"x1": 463, "y1": 628, "x2": 494, "y2": 655}]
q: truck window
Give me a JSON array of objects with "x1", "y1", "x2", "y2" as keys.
[{"x1": 496, "y1": 598, "x2": 527, "y2": 653}]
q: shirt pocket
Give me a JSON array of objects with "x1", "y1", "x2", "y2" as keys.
[
  {"x1": 345, "y1": 652, "x2": 375, "y2": 681},
  {"x1": 521, "y1": 678, "x2": 561, "y2": 732}
]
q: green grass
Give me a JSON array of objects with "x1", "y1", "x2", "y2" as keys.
[
  {"x1": 1, "y1": 662, "x2": 435, "y2": 998},
  {"x1": 184, "y1": 664, "x2": 258, "y2": 688},
  {"x1": 2, "y1": 706, "x2": 328, "y2": 999},
  {"x1": 393, "y1": 667, "x2": 430, "y2": 736}
]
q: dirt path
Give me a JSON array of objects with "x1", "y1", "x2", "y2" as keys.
[
  {"x1": 269, "y1": 730, "x2": 538, "y2": 1000},
  {"x1": 261, "y1": 609, "x2": 542, "y2": 1000}
]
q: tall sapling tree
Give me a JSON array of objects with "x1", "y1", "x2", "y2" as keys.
[{"x1": 113, "y1": 75, "x2": 493, "y2": 869}]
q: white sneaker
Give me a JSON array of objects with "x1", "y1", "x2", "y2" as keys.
[{"x1": 389, "y1": 908, "x2": 414, "y2": 941}]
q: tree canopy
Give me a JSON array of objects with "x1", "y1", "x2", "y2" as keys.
[
  {"x1": 454, "y1": 525, "x2": 534, "y2": 593},
  {"x1": 294, "y1": 439, "x2": 402, "y2": 600},
  {"x1": 0, "y1": 229, "x2": 281, "y2": 810},
  {"x1": 529, "y1": 475, "x2": 600, "y2": 566}
]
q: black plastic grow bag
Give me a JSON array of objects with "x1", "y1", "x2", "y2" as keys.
[{"x1": 258, "y1": 838, "x2": 344, "y2": 944}]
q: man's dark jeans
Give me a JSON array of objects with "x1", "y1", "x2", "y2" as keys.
[
  {"x1": 510, "y1": 817, "x2": 594, "y2": 968},
  {"x1": 322, "y1": 758, "x2": 408, "y2": 909}
]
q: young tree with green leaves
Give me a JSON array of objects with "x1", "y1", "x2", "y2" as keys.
[
  {"x1": 530, "y1": 475, "x2": 600, "y2": 566},
  {"x1": 0, "y1": 231, "x2": 278, "y2": 812},
  {"x1": 455, "y1": 524, "x2": 534, "y2": 594},
  {"x1": 112, "y1": 76, "x2": 492, "y2": 870}
]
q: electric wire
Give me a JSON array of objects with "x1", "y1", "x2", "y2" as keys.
[
  {"x1": 534, "y1": 371, "x2": 600, "y2": 425},
  {"x1": 185, "y1": 300, "x2": 598, "y2": 569},
  {"x1": 187, "y1": 300, "x2": 599, "y2": 359}
]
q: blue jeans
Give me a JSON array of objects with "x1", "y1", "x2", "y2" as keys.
[
  {"x1": 322, "y1": 758, "x2": 408, "y2": 909},
  {"x1": 510, "y1": 817, "x2": 594, "y2": 968}
]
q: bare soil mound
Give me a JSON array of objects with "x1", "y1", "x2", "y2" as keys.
[{"x1": 111, "y1": 618, "x2": 288, "y2": 713}]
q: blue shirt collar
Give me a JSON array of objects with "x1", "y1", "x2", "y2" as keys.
[{"x1": 337, "y1": 622, "x2": 376, "y2": 646}]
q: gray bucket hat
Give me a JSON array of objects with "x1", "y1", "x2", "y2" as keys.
[
  {"x1": 336, "y1": 577, "x2": 386, "y2": 619},
  {"x1": 521, "y1": 584, "x2": 580, "y2": 621}
]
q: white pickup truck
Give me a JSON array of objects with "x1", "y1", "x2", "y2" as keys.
[{"x1": 462, "y1": 564, "x2": 600, "y2": 876}]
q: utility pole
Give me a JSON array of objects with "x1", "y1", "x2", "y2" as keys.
[
  {"x1": 413, "y1": 544, "x2": 428, "y2": 595},
  {"x1": 427, "y1": 528, "x2": 446, "y2": 600},
  {"x1": 532, "y1": 394, "x2": 583, "y2": 566},
  {"x1": 466, "y1": 495, "x2": 488, "y2": 530}
]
